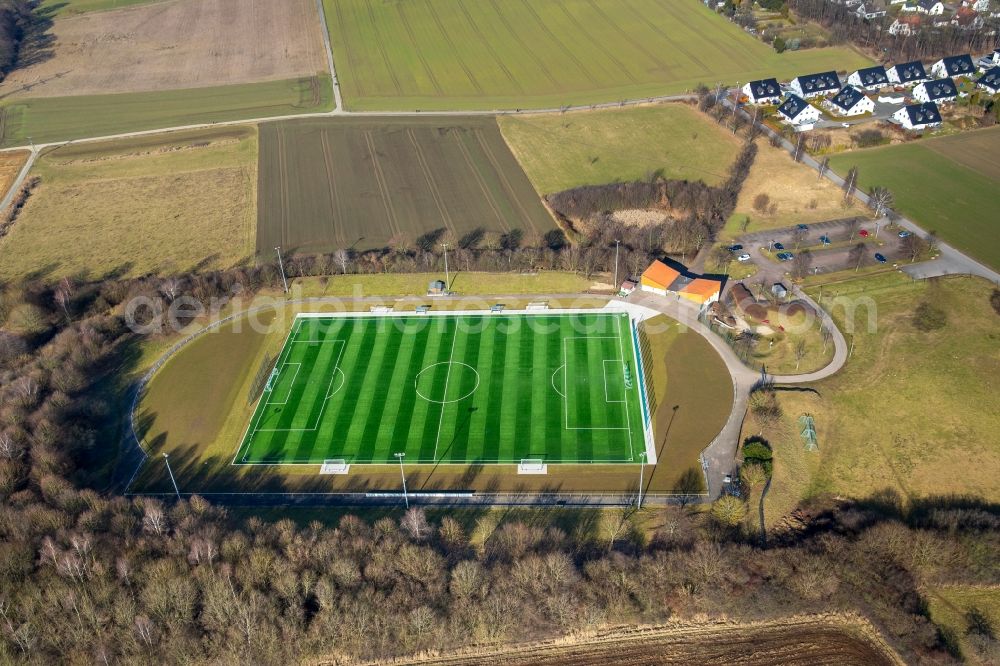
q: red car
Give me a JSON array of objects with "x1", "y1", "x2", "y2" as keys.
[{"x1": 859, "y1": 229, "x2": 870, "y2": 238}]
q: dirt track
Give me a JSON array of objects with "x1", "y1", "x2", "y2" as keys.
[
  {"x1": 353, "y1": 618, "x2": 902, "y2": 666},
  {"x1": 1, "y1": 0, "x2": 327, "y2": 99}
]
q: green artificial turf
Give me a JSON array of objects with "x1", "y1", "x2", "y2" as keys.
[{"x1": 235, "y1": 313, "x2": 649, "y2": 465}]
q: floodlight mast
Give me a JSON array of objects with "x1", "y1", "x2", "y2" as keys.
[
  {"x1": 637, "y1": 451, "x2": 647, "y2": 509},
  {"x1": 275, "y1": 246, "x2": 289, "y2": 294},
  {"x1": 614, "y1": 239, "x2": 621, "y2": 292},
  {"x1": 163, "y1": 453, "x2": 180, "y2": 501},
  {"x1": 395, "y1": 452, "x2": 409, "y2": 509},
  {"x1": 441, "y1": 243, "x2": 450, "y2": 292}
]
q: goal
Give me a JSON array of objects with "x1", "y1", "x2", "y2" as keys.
[
  {"x1": 517, "y1": 458, "x2": 547, "y2": 475},
  {"x1": 320, "y1": 459, "x2": 350, "y2": 475}
]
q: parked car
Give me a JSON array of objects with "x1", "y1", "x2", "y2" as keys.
[
  {"x1": 728, "y1": 244, "x2": 744, "y2": 252},
  {"x1": 777, "y1": 252, "x2": 793, "y2": 261},
  {"x1": 859, "y1": 229, "x2": 870, "y2": 238},
  {"x1": 898, "y1": 230, "x2": 912, "y2": 238},
  {"x1": 875, "y1": 253, "x2": 887, "y2": 264},
  {"x1": 773, "y1": 242, "x2": 785, "y2": 250},
  {"x1": 797, "y1": 224, "x2": 809, "y2": 231},
  {"x1": 819, "y1": 235, "x2": 831, "y2": 245},
  {"x1": 737, "y1": 253, "x2": 751, "y2": 262}
]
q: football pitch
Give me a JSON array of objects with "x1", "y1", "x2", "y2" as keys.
[{"x1": 234, "y1": 311, "x2": 653, "y2": 465}]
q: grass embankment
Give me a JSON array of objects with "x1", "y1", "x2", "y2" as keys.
[
  {"x1": 0, "y1": 76, "x2": 332, "y2": 147},
  {"x1": 725, "y1": 139, "x2": 863, "y2": 239},
  {"x1": 325, "y1": 0, "x2": 870, "y2": 111},
  {"x1": 827, "y1": 127, "x2": 1000, "y2": 271},
  {"x1": 0, "y1": 126, "x2": 257, "y2": 281},
  {"x1": 131, "y1": 287, "x2": 732, "y2": 495},
  {"x1": 749, "y1": 273, "x2": 1000, "y2": 529},
  {"x1": 499, "y1": 104, "x2": 741, "y2": 193}
]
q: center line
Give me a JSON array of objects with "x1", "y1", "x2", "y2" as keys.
[{"x1": 433, "y1": 322, "x2": 461, "y2": 461}]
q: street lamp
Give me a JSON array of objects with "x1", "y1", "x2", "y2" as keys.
[
  {"x1": 394, "y1": 452, "x2": 409, "y2": 509},
  {"x1": 163, "y1": 453, "x2": 180, "y2": 500},
  {"x1": 275, "y1": 246, "x2": 289, "y2": 294}
]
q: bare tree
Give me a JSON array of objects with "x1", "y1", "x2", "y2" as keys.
[
  {"x1": 334, "y1": 249, "x2": 351, "y2": 274},
  {"x1": 842, "y1": 166, "x2": 859, "y2": 204},
  {"x1": 794, "y1": 338, "x2": 808, "y2": 371},
  {"x1": 869, "y1": 186, "x2": 894, "y2": 218},
  {"x1": 849, "y1": 242, "x2": 868, "y2": 272}
]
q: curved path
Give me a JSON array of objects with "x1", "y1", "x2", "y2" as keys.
[{"x1": 123, "y1": 288, "x2": 848, "y2": 502}]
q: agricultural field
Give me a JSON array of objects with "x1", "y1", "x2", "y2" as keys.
[
  {"x1": 6, "y1": 0, "x2": 328, "y2": 99},
  {"x1": 133, "y1": 292, "x2": 732, "y2": 494},
  {"x1": 257, "y1": 116, "x2": 556, "y2": 254},
  {"x1": 0, "y1": 126, "x2": 256, "y2": 281},
  {"x1": 40, "y1": 0, "x2": 163, "y2": 14},
  {"x1": 749, "y1": 273, "x2": 1000, "y2": 528},
  {"x1": 828, "y1": 127, "x2": 1000, "y2": 271},
  {"x1": 0, "y1": 76, "x2": 332, "y2": 148},
  {"x1": 324, "y1": 0, "x2": 871, "y2": 111},
  {"x1": 726, "y1": 139, "x2": 863, "y2": 239},
  {"x1": 499, "y1": 103, "x2": 742, "y2": 194}
]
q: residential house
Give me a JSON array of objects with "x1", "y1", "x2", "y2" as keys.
[
  {"x1": 887, "y1": 60, "x2": 930, "y2": 85},
  {"x1": 789, "y1": 71, "x2": 841, "y2": 98},
  {"x1": 889, "y1": 14, "x2": 923, "y2": 34},
  {"x1": 913, "y1": 77, "x2": 959, "y2": 103},
  {"x1": 856, "y1": 1, "x2": 888, "y2": 18},
  {"x1": 742, "y1": 78, "x2": 783, "y2": 104},
  {"x1": 930, "y1": 54, "x2": 977, "y2": 79},
  {"x1": 777, "y1": 94, "x2": 822, "y2": 130},
  {"x1": 902, "y1": 0, "x2": 945, "y2": 14},
  {"x1": 892, "y1": 102, "x2": 942, "y2": 130},
  {"x1": 825, "y1": 86, "x2": 876, "y2": 116},
  {"x1": 977, "y1": 67, "x2": 1000, "y2": 94},
  {"x1": 848, "y1": 65, "x2": 890, "y2": 90}
]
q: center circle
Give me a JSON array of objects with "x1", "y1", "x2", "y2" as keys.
[{"x1": 414, "y1": 362, "x2": 481, "y2": 404}]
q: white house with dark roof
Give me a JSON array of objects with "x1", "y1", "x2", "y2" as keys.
[
  {"x1": 848, "y1": 65, "x2": 890, "y2": 91},
  {"x1": 887, "y1": 60, "x2": 930, "y2": 86},
  {"x1": 978, "y1": 68, "x2": 1000, "y2": 95},
  {"x1": 903, "y1": 0, "x2": 945, "y2": 13},
  {"x1": 777, "y1": 95, "x2": 822, "y2": 130},
  {"x1": 742, "y1": 78, "x2": 783, "y2": 104},
  {"x1": 892, "y1": 102, "x2": 942, "y2": 130},
  {"x1": 824, "y1": 86, "x2": 875, "y2": 116},
  {"x1": 789, "y1": 71, "x2": 841, "y2": 99},
  {"x1": 930, "y1": 54, "x2": 977, "y2": 78},
  {"x1": 913, "y1": 78, "x2": 959, "y2": 104}
]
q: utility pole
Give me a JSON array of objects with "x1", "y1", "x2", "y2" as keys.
[
  {"x1": 394, "y1": 452, "x2": 409, "y2": 509},
  {"x1": 637, "y1": 452, "x2": 647, "y2": 509},
  {"x1": 441, "y1": 243, "x2": 450, "y2": 292},
  {"x1": 613, "y1": 239, "x2": 621, "y2": 292},
  {"x1": 275, "y1": 246, "x2": 288, "y2": 294},
  {"x1": 163, "y1": 453, "x2": 180, "y2": 501}
]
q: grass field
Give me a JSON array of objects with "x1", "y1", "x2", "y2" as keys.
[
  {"x1": 827, "y1": 128, "x2": 1000, "y2": 270},
  {"x1": 726, "y1": 139, "x2": 863, "y2": 239},
  {"x1": 498, "y1": 104, "x2": 742, "y2": 194},
  {"x1": 926, "y1": 586, "x2": 1000, "y2": 665},
  {"x1": 324, "y1": 0, "x2": 870, "y2": 111},
  {"x1": 257, "y1": 116, "x2": 555, "y2": 254},
  {"x1": 0, "y1": 76, "x2": 332, "y2": 148},
  {"x1": 752, "y1": 273, "x2": 1000, "y2": 528},
  {"x1": 41, "y1": 0, "x2": 163, "y2": 14},
  {"x1": 0, "y1": 126, "x2": 256, "y2": 281},
  {"x1": 236, "y1": 312, "x2": 650, "y2": 465}
]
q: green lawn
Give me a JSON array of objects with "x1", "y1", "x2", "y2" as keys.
[
  {"x1": 499, "y1": 104, "x2": 742, "y2": 193},
  {"x1": 325, "y1": 0, "x2": 871, "y2": 111},
  {"x1": 0, "y1": 76, "x2": 333, "y2": 147},
  {"x1": 236, "y1": 313, "x2": 649, "y2": 465},
  {"x1": 827, "y1": 135, "x2": 1000, "y2": 271}
]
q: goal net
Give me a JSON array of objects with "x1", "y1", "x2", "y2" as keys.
[
  {"x1": 320, "y1": 459, "x2": 350, "y2": 475},
  {"x1": 518, "y1": 458, "x2": 547, "y2": 475}
]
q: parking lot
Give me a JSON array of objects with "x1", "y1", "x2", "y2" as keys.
[{"x1": 732, "y1": 217, "x2": 909, "y2": 283}]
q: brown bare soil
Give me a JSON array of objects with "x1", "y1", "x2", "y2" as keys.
[
  {"x1": 1, "y1": 0, "x2": 327, "y2": 99},
  {"x1": 344, "y1": 617, "x2": 902, "y2": 666}
]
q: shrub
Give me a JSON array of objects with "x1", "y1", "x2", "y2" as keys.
[{"x1": 913, "y1": 302, "x2": 947, "y2": 332}]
